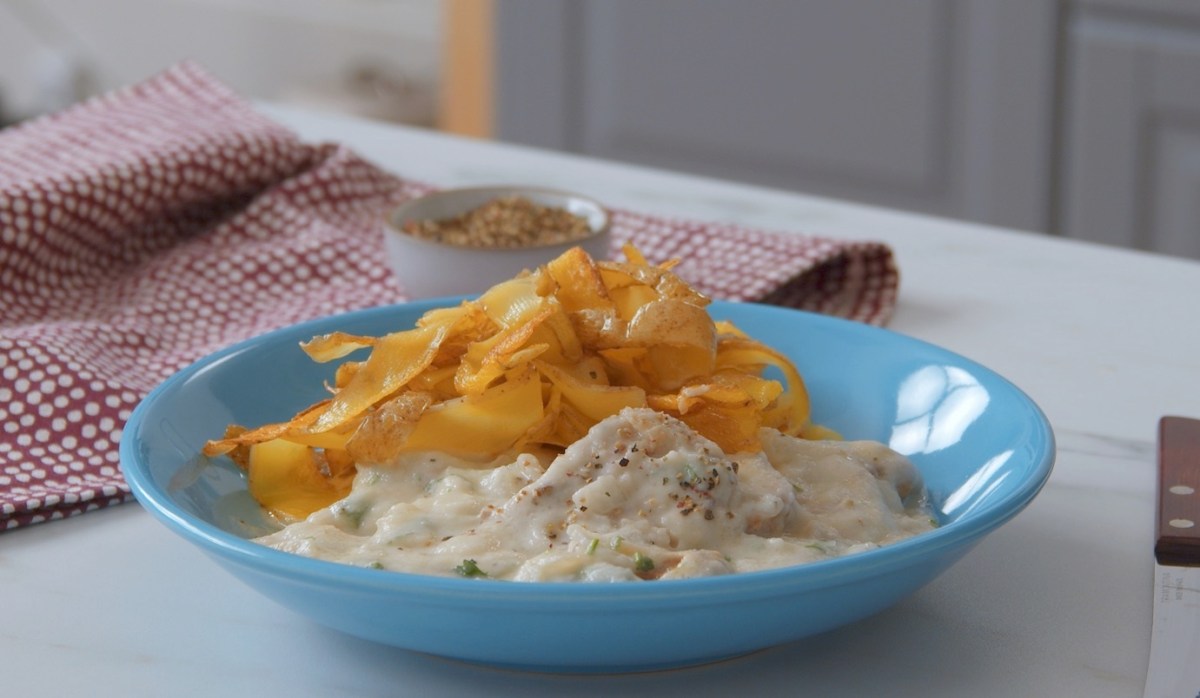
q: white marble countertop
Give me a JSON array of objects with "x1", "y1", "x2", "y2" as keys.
[{"x1": 5, "y1": 104, "x2": 1199, "y2": 697}]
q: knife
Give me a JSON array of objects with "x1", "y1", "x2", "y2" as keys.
[{"x1": 1144, "y1": 416, "x2": 1200, "y2": 698}]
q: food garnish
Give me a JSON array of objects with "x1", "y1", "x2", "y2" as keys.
[
  {"x1": 402, "y1": 195, "x2": 592, "y2": 248},
  {"x1": 204, "y1": 245, "x2": 823, "y2": 519},
  {"x1": 454, "y1": 559, "x2": 488, "y2": 578}
]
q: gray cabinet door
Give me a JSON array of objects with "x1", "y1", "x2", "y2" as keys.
[
  {"x1": 1061, "y1": 10, "x2": 1200, "y2": 259},
  {"x1": 495, "y1": 0, "x2": 1058, "y2": 232}
]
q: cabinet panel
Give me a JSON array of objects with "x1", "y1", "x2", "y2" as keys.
[
  {"x1": 1151, "y1": 123, "x2": 1200, "y2": 257},
  {"x1": 495, "y1": 0, "x2": 1058, "y2": 232},
  {"x1": 577, "y1": 1, "x2": 949, "y2": 195},
  {"x1": 1061, "y1": 14, "x2": 1200, "y2": 258}
]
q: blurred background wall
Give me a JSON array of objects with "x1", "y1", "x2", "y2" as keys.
[
  {"x1": 0, "y1": 0, "x2": 440, "y2": 127},
  {"x1": 2, "y1": 0, "x2": 1198, "y2": 259}
]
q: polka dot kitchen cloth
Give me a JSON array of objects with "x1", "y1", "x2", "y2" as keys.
[{"x1": 0, "y1": 62, "x2": 899, "y2": 530}]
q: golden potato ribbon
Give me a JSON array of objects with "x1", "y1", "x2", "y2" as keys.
[{"x1": 204, "y1": 245, "x2": 822, "y2": 518}]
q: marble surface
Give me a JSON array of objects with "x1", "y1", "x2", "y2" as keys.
[{"x1": 4, "y1": 104, "x2": 1199, "y2": 696}]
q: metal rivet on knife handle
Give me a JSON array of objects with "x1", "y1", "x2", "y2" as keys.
[{"x1": 1156, "y1": 416, "x2": 1200, "y2": 566}]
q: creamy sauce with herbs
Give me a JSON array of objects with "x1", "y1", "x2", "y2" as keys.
[{"x1": 257, "y1": 408, "x2": 936, "y2": 581}]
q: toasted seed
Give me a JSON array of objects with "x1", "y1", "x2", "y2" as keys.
[{"x1": 403, "y1": 196, "x2": 592, "y2": 249}]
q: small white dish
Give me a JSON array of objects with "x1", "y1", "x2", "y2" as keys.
[{"x1": 382, "y1": 186, "x2": 611, "y2": 298}]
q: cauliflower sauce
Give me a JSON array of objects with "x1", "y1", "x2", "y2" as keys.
[{"x1": 258, "y1": 408, "x2": 935, "y2": 582}]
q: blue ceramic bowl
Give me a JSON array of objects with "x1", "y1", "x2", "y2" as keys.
[{"x1": 120, "y1": 300, "x2": 1055, "y2": 673}]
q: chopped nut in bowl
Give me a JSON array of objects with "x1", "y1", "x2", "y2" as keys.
[{"x1": 383, "y1": 186, "x2": 611, "y2": 298}]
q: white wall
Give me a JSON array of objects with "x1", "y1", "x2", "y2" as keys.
[{"x1": 0, "y1": 0, "x2": 441, "y2": 126}]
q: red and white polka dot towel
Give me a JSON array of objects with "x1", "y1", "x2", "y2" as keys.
[{"x1": 0, "y1": 63, "x2": 898, "y2": 530}]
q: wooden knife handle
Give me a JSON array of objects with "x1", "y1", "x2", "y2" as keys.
[{"x1": 1157, "y1": 416, "x2": 1200, "y2": 566}]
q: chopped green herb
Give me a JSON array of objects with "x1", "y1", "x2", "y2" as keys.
[
  {"x1": 586, "y1": 538, "x2": 600, "y2": 555},
  {"x1": 368, "y1": 561, "x2": 385, "y2": 570},
  {"x1": 682, "y1": 463, "x2": 700, "y2": 485},
  {"x1": 609, "y1": 535, "x2": 624, "y2": 551},
  {"x1": 633, "y1": 552, "x2": 655, "y2": 573},
  {"x1": 455, "y1": 559, "x2": 488, "y2": 578}
]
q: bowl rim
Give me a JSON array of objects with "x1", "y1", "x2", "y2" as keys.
[
  {"x1": 120, "y1": 298, "x2": 1056, "y2": 602},
  {"x1": 383, "y1": 185, "x2": 612, "y2": 253}
]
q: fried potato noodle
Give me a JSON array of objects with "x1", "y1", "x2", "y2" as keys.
[{"x1": 204, "y1": 245, "x2": 820, "y2": 517}]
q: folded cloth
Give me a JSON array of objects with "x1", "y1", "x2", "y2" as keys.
[{"x1": 0, "y1": 63, "x2": 898, "y2": 530}]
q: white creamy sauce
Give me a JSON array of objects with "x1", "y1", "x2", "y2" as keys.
[{"x1": 257, "y1": 408, "x2": 936, "y2": 581}]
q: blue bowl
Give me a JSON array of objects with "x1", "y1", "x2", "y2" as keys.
[{"x1": 120, "y1": 300, "x2": 1055, "y2": 673}]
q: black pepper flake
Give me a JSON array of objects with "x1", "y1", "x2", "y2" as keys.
[
  {"x1": 732, "y1": 461, "x2": 740, "y2": 473},
  {"x1": 704, "y1": 510, "x2": 715, "y2": 521},
  {"x1": 580, "y1": 506, "x2": 588, "y2": 512},
  {"x1": 618, "y1": 457, "x2": 630, "y2": 467}
]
